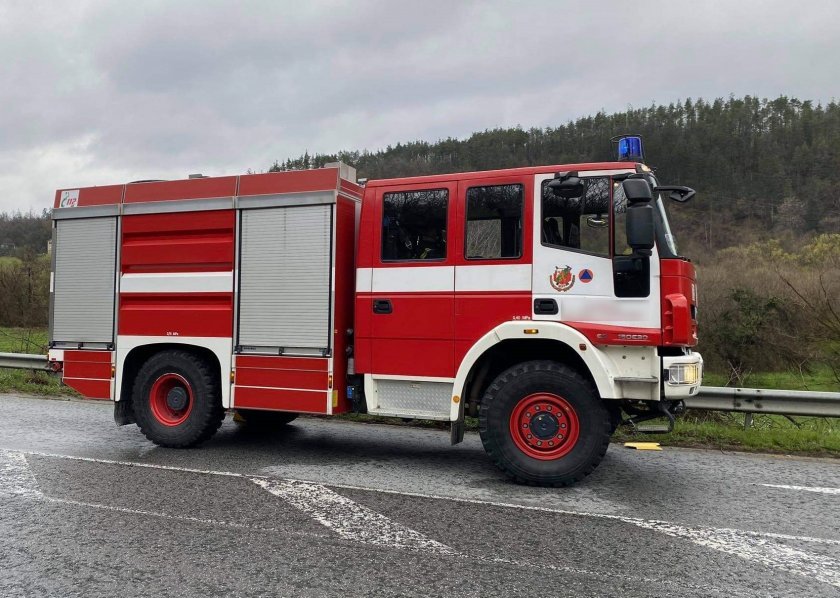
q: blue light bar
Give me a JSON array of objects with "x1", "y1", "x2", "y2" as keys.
[{"x1": 617, "y1": 136, "x2": 644, "y2": 162}]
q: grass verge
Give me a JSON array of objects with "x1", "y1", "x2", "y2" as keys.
[{"x1": 0, "y1": 327, "x2": 74, "y2": 396}]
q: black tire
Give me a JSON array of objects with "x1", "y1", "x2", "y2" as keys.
[
  {"x1": 478, "y1": 360, "x2": 611, "y2": 487},
  {"x1": 132, "y1": 350, "x2": 224, "y2": 448},
  {"x1": 235, "y1": 409, "x2": 298, "y2": 428}
]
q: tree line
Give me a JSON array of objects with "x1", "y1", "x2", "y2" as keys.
[{"x1": 272, "y1": 95, "x2": 840, "y2": 258}]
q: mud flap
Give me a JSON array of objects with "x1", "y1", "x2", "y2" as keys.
[
  {"x1": 114, "y1": 399, "x2": 136, "y2": 426},
  {"x1": 450, "y1": 397, "x2": 465, "y2": 445}
]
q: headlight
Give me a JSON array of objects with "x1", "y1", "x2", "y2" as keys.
[{"x1": 668, "y1": 363, "x2": 699, "y2": 385}]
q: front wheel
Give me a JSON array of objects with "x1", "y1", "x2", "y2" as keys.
[
  {"x1": 132, "y1": 350, "x2": 224, "y2": 448},
  {"x1": 479, "y1": 360, "x2": 611, "y2": 487}
]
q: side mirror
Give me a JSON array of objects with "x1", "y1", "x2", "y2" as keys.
[
  {"x1": 626, "y1": 203, "x2": 655, "y2": 255},
  {"x1": 621, "y1": 178, "x2": 654, "y2": 203},
  {"x1": 654, "y1": 185, "x2": 696, "y2": 203},
  {"x1": 548, "y1": 171, "x2": 584, "y2": 198}
]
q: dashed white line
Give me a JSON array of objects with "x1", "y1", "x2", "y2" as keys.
[
  {"x1": 253, "y1": 478, "x2": 455, "y2": 554},
  {"x1": 761, "y1": 483, "x2": 840, "y2": 495}
]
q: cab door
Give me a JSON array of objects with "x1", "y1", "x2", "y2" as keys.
[
  {"x1": 531, "y1": 173, "x2": 661, "y2": 333},
  {"x1": 454, "y1": 176, "x2": 532, "y2": 365},
  {"x1": 367, "y1": 182, "x2": 456, "y2": 378}
]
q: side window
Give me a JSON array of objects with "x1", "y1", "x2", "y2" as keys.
[
  {"x1": 541, "y1": 177, "x2": 610, "y2": 257},
  {"x1": 465, "y1": 184, "x2": 523, "y2": 260},
  {"x1": 381, "y1": 189, "x2": 448, "y2": 261}
]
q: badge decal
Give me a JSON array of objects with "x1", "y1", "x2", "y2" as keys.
[
  {"x1": 579, "y1": 268, "x2": 594, "y2": 283},
  {"x1": 550, "y1": 265, "x2": 575, "y2": 292},
  {"x1": 59, "y1": 190, "x2": 79, "y2": 208}
]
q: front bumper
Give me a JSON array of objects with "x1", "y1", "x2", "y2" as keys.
[{"x1": 662, "y1": 351, "x2": 703, "y2": 399}]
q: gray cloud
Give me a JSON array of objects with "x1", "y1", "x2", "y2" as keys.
[{"x1": 1, "y1": 0, "x2": 839, "y2": 212}]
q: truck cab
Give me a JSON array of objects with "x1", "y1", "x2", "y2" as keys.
[{"x1": 354, "y1": 153, "x2": 701, "y2": 484}]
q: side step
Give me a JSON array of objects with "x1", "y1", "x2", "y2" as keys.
[{"x1": 621, "y1": 400, "x2": 684, "y2": 434}]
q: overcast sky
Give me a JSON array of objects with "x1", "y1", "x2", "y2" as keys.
[{"x1": 1, "y1": 0, "x2": 838, "y2": 212}]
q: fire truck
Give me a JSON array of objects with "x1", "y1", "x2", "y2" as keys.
[{"x1": 47, "y1": 136, "x2": 702, "y2": 486}]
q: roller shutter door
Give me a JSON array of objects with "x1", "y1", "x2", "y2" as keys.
[
  {"x1": 238, "y1": 205, "x2": 332, "y2": 354},
  {"x1": 52, "y1": 217, "x2": 117, "y2": 344}
]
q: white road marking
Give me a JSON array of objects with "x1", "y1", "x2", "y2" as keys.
[
  {"x1": 627, "y1": 519, "x2": 840, "y2": 589},
  {"x1": 761, "y1": 483, "x2": 840, "y2": 495},
  {"x1": 0, "y1": 451, "x2": 737, "y2": 595},
  {"x1": 252, "y1": 478, "x2": 455, "y2": 554},
  {"x1": 4, "y1": 447, "x2": 840, "y2": 592},
  {"x1": 0, "y1": 449, "x2": 41, "y2": 498}
]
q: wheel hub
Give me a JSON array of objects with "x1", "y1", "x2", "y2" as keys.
[
  {"x1": 166, "y1": 387, "x2": 188, "y2": 411},
  {"x1": 529, "y1": 412, "x2": 559, "y2": 439},
  {"x1": 509, "y1": 393, "x2": 580, "y2": 460}
]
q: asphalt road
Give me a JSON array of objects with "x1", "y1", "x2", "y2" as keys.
[{"x1": 1, "y1": 393, "x2": 839, "y2": 597}]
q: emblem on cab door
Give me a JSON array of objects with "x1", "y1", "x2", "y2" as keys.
[{"x1": 550, "y1": 265, "x2": 575, "y2": 292}]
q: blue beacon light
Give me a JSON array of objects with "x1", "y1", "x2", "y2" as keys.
[{"x1": 617, "y1": 136, "x2": 644, "y2": 162}]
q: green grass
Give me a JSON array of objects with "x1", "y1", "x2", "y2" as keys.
[
  {"x1": 0, "y1": 327, "x2": 71, "y2": 396},
  {"x1": 0, "y1": 256, "x2": 22, "y2": 267},
  {"x1": 0, "y1": 327, "x2": 48, "y2": 353},
  {"x1": 614, "y1": 413, "x2": 840, "y2": 457},
  {"x1": 702, "y1": 367, "x2": 838, "y2": 392}
]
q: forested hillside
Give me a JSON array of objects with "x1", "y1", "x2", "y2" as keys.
[{"x1": 272, "y1": 95, "x2": 840, "y2": 258}]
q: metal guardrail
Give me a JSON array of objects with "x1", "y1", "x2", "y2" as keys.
[
  {"x1": 0, "y1": 352, "x2": 49, "y2": 371},
  {"x1": 686, "y1": 386, "x2": 840, "y2": 419},
  {"x1": 0, "y1": 355, "x2": 838, "y2": 419}
]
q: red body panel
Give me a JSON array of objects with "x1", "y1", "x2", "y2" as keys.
[
  {"x1": 233, "y1": 387, "x2": 327, "y2": 413},
  {"x1": 121, "y1": 211, "x2": 235, "y2": 273},
  {"x1": 62, "y1": 351, "x2": 112, "y2": 400},
  {"x1": 238, "y1": 169, "x2": 340, "y2": 196},
  {"x1": 119, "y1": 293, "x2": 233, "y2": 337},
  {"x1": 233, "y1": 355, "x2": 330, "y2": 414},
  {"x1": 123, "y1": 177, "x2": 237, "y2": 203},
  {"x1": 454, "y1": 292, "x2": 532, "y2": 363},
  {"x1": 660, "y1": 259, "x2": 698, "y2": 346},
  {"x1": 54, "y1": 185, "x2": 123, "y2": 208}
]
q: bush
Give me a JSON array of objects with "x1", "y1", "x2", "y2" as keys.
[
  {"x1": 696, "y1": 235, "x2": 840, "y2": 386},
  {"x1": 0, "y1": 253, "x2": 49, "y2": 328}
]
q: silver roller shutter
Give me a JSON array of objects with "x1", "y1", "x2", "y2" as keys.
[
  {"x1": 238, "y1": 205, "x2": 332, "y2": 353},
  {"x1": 52, "y1": 217, "x2": 117, "y2": 344}
]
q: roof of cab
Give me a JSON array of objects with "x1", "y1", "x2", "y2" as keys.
[{"x1": 364, "y1": 162, "x2": 639, "y2": 188}]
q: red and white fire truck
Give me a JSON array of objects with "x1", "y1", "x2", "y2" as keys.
[{"x1": 47, "y1": 137, "x2": 702, "y2": 486}]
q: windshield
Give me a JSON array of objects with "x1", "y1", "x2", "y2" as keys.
[
  {"x1": 655, "y1": 196, "x2": 678, "y2": 256},
  {"x1": 647, "y1": 175, "x2": 679, "y2": 256}
]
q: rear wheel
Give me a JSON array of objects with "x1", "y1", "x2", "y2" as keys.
[
  {"x1": 132, "y1": 350, "x2": 224, "y2": 448},
  {"x1": 479, "y1": 360, "x2": 610, "y2": 487}
]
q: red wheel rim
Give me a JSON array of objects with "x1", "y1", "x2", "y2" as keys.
[
  {"x1": 149, "y1": 373, "x2": 193, "y2": 427},
  {"x1": 509, "y1": 393, "x2": 580, "y2": 460}
]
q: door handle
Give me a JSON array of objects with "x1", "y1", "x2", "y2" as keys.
[
  {"x1": 533, "y1": 298, "x2": 558, "y2": 315},
  {"x1": 373, "y1": 299, "x2": 393, "y2": 314}
]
